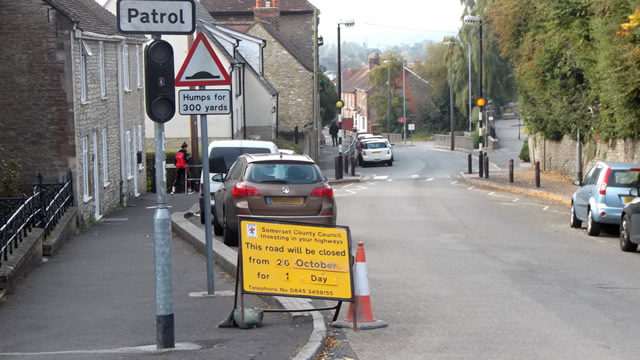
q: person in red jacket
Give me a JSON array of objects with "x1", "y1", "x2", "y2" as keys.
[{"x1": 171, "y1": 142, "x2": 191, "y2": 195}]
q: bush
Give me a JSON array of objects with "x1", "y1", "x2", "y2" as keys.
[
  {"x1": 519, "y1": 140, "x2": 530, "y2": 162},
  {"x1": 146, "y1": 151, "x2": 180, "y2": 193},
  {"x1": 273, "y1": 138, "x2": 302, "y2": 154}
]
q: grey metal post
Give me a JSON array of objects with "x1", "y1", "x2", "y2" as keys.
[
  {"x1": 402, "y1": 65, "x2": 406, "y2": 144},
  {"x1": 153, "y1": 121, "x2": 175, "y2": 349},
  {"x1": 467, "y1": 43, "x2": 472, "y2": 132},
  {"x1": 200, "y1": 109, "x2": 214, "y2": 294},
  {"x1": 576, "y1": 127, "x2": 582, "y2": 182},
  {"x1": 449, "y1": 69, "x2": 455, "y2": 151}
]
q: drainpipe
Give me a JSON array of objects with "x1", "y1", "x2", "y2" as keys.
[
  {"x1": 241, "y1": 64, "x2": 247, "y2": 139},
  {"x1": 117, "y1": 41, "x2": 127, "y2": 206}
]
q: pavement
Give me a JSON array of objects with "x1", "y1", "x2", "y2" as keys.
[{"x1": 0, "y1": 126, "x2": 578, "y2": 360}]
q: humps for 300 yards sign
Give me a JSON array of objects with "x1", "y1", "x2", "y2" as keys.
[{"x1": 239, "y1": 219, "x2": 354, "y2": 301}]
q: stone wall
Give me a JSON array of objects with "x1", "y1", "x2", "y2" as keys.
[
  {"x1": 247, "y1": 24, "x2": 313, "y2": 130},
  {"x1": 528, "y1": 133, "x2": 640, "y2": 179}
]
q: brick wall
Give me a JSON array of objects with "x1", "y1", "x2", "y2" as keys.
[
  {"x1": 247, "y1": 24, "x2": 313, "y2": 130},
  {"x1": 529, "y1": 133, "x2": 640, "y2": 178}
]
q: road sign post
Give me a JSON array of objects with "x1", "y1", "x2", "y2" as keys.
[{"x1": 174, "y1": 33, "x2": 231, "y2": 295}]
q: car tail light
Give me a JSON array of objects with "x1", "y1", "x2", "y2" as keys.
[
  {"x1": 601, "y1": 211, "x2": 606, "y2": 217},
  {"x1": 311, "y1": 185, "x2": 334, "y2": 199},
  {"x1": 232, "y1": 184, "x2": 260, "y2": 198},
  {"x1": 599, "y1": 168, "x2": 611, "y2": 195},
  {"x1": 363, "y1": 150, "x2": 367, "y2": 156},
  {"x1": 200, "y1": 183, "x2": 204, "y2": 198},
  {"x1": 387, "y1": 149, "x2": 391, "y2": 154}
]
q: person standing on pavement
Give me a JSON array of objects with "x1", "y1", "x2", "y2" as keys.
[
  {"x1": 329, "y1": 120, "x2": 339, "y2": 147},
  {"x1": 171, "y1": 142, "x2": 192, "y2": 195}
]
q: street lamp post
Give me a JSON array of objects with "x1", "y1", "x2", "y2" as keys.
[
  {"x1": 336, "y1": 19, "x2": 354, "y2": 134},
  {"x1": 464, "y1": 15, "x2": 484, "y2": 147}
]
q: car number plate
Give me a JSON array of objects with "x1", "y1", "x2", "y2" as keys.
[
  {"x1": 269, "y1": 196, "x2": 303, "y2": 205},
  {"x1": 373, "y1": 151, "x2": 381, "y2": 154}
]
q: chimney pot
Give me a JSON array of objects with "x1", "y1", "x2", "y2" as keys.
[
  {"x1": 273, "y1": 0, "x2": 278, "y2": 7},
  {"x1": 256, "y1": 0, "x2": 261, "y2": 7}
]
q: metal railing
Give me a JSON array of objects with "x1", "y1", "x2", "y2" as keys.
[
  {"x1": 165, "y1": 164, "x2": 202, "y2": 194},
  {"x1": 0, "y1": 171, "x2": 74, "y2": 268}
]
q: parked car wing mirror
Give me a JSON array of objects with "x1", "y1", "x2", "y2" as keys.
[
  {"x1": 630, "y1": 187, "x2": 639, "y2": 197},
  {"x1": 212, "y1": 174, "x2": 224, "y2": 182},
  {"x1": 572, "y1": 179, "x2": 581, "y2": 186}
]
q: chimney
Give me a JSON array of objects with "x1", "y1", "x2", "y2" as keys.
[
  {"x1": 256, "y1": 0, "x2": 261, "y2": 7},
  {"x1": 367, "y1": 52, "x2": 380, "y2": 71},
  {"x1": 254, "y1": 2, "x2": 280, "y2": 29}
]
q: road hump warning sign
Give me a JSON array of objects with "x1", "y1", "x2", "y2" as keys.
[
  {"x1": 239, "y1": 218, "x2": 354, "y2": 301},
  {"x1": 175, "y1": 32, "x2": 231, "y2": 86}
]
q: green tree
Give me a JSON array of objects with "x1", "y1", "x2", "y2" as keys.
[
  {"x1": 368, "y1": 52, "x2": 407, "y2": 133},
  {"x1": 319, "y1": 71, "x2": 337, "y2": 127}
]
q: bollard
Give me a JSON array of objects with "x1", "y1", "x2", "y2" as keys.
[
  {"x1": 509, "y1": 159, "x2": 514, "y2": 183},
  {"x1": 344, "y1": 154, "x2": 349, "y2": 174},
  {"x1": 468, "y1": 153, "x2": 472, "y2": 174},
  {"x1": 350, "y1": 156, "x2": 356, "y2": 176},
  {"x1": 478, "y1": 151, "x2": 483, "y2": 178},
  {"x1": 484, "y1": 155, "x2": 489, "y2": 178},
  {"x1": 335, "y1": 156, "x2": 343, "y2": 180},
  {"x1": 535, "y1": 161, "x2": 540, "y2": 187}
]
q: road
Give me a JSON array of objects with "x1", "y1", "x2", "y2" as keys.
[{"x1": 330, "y1": 144, "x2": 640, "y2": 359}]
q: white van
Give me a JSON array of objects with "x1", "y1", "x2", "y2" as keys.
[{"x1": 199, "y1": 140, "x2": 279, "y2": 223}]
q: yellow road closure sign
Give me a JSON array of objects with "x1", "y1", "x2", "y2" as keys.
[{"x1": 239, "y1": 218, "x2": 354, "y2": 301}]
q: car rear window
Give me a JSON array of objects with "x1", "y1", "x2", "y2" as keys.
[
  {"x1": 608, "y1": 169, "x2": 640, "y2": 187},
  {"x1": 365, "y1": 142, "x2": 387, "y2": 149},
  {"x1": 246, "y1": 162, "x2": 323, "y2": 185},
  {"x1": 209, "y1": 147, "x2": 272, "y2": 173}
]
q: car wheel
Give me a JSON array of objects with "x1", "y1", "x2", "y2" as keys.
[
  {"x1": 212, "y1": 209, "x2": 223, "y2": 236},
  {"x1": 620, "y1": 215, "x2": 638, "y2": 252},
  {"x1": 223, "y1": 212, "x2": 238, "y2": 246},
  {"x1": 569, "y1": 202, "x2": 581, "y2": 228},
  {"x1": 387, "y1": 160, "x2": 393, "y2": 166},
  {"x1": 587, "y1": 208, "x2": 602, "y2": 236}
]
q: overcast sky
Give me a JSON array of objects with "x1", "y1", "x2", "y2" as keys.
[{"x1": 310, "y1": 0, "x2": 465, "y2": 48}]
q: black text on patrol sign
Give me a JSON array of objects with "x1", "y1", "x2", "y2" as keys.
[{"x1": 145, "y1": 40, "x2": 175, "y2": 123}]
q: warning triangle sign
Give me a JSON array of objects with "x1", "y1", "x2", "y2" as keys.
[{"x1": 175, "y1": 32, "x2": 231, "y2": 87}]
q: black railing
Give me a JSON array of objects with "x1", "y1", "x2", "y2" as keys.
[{"x1": 0, "y1": 171, "x2": 73, "y2": 268}]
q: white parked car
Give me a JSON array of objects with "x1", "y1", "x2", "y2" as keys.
[
  {"x1": 198, "y1": 140, "x2": 279, "y2": 224},
  {"x1": 360, "y1": 139, "x2": 393, "y2": 167}
]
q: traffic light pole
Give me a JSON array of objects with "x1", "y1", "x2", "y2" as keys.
[
  {"x1": 148, "y1": 34, "x2": 175, "y2": 350},
  {"x1": 199, "y1": 90, "x2": 215, "y2": 294}
]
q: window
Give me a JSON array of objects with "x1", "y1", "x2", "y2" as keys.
[
  {"x1": 99, "y1": 42, "x2": 106, "y2": 97},
  {"x1": 102, "y1": 128, "x2": 109, "y2": 186},
  {"x1": 82, "y1": 137, "x2": 90, "y2": 200},
  {"x1": 137, "y1": 125, "x2": 144, "y2": 169},
  {"x1": 80, "y1": 41, "x2": 92, "y2": 102},
  {"x1": 125, "y1": 130, "x2": 132, "y2": 178},
  {"x1": 123, "y1": 44, "x2": 130, "y2": 91},
  {"x1": 235, "y1": 69, "x2": 242, "y2": 96},
  {"x1": 136, "y1": 44, "x2": 142, "y2": 89}
]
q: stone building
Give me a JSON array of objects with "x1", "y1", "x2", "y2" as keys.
[
  {"x1": 201, "y1": 0, "x2": 316, "y2": 132},
  {"x1": 0, "y1": 0, "x2": 147, "y2": 223}
]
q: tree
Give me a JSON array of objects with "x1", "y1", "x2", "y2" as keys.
[
  {"x1": 368, "y1": 52, "x2": 407, "y2": 134},
  {"x1": 319, "y1": 72, "x2": 337, "y2": 128}
]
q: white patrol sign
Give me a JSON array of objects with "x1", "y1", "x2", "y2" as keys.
[
  {"x1": 175, "y1": 33, "x2": 231, "y2": 87},
  {"x1": 179, "y1": 90, "x2": 231, "y2": 115},
  {"x1": 117, "y1": 0, "x2": 195, "y2": 35}
]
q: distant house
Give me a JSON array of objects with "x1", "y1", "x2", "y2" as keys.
[
  {"x1": 0, "y1": 0, "x2": 147, "y2": 223},
  {"x1": 339, "y1": 53, "x2": 434, "y2": 135}
]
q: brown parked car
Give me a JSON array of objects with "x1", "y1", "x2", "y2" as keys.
[{"x1": 212, "y1": 153, "x2": 337, "y2": 246}]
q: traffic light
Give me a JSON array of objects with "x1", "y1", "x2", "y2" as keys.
[
  {"x1": 145, "y1": 39, "x2": 175, "y2": 123},
  {"x1": 336, "y1": 99, "x2": 344, "y2": 109},
  {"x1": 476, "y1": 97, "x2": 486, "y2": 107}
]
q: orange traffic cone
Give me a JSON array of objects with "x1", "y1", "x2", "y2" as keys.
[{"x1": 332, "y1": 242, "x2": 387, "y2": 330}]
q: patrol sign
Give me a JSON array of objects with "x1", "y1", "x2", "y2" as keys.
[
  {"x1": 117, "y1": 0, "x2": 195, "y2": 35},
  {"x1": 239, "y1": 219, "x2": 354, "y2": 301}
]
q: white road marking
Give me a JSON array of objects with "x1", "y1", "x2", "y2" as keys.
[
  {"x1": 513, "y1": 198, "x2": 520, "y2": 203},
  {"x1": 373, "y1": 175, "x2": 389, "y2": 180},
  {"x1": 189, "y1": 290, "x2": 235, "y2": 297},
  {"x1": 411, "y1": 175, "x2": 420, "y2": 179},
  {"x1": 424, "y1": 178, "x2": 434, "y2": 182},
  {"x1": 450, "y1": 180, "x2": 458, "y2": 185}
]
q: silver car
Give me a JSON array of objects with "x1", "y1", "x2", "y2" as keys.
[{"x1": 570, "y1": 162, "x2": 640, "y2": 236}]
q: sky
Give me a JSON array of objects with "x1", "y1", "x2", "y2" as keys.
[{"x1": 310, "y1": 0, "x2": 465, "y2": 48}]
